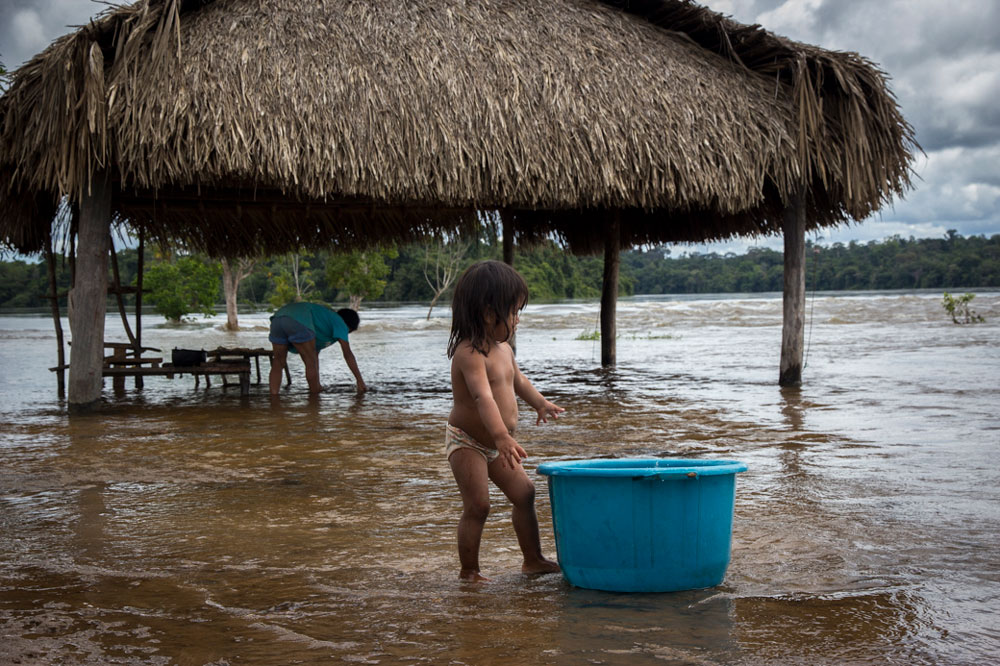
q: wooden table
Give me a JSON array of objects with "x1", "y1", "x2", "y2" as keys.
[{"x1": 207, "y1": 347, "x2": 290, "y2": 386}]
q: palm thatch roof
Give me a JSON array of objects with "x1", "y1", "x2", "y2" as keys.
[{"x1": 0, "y1": 0, "x2": 916, "y2": 257}]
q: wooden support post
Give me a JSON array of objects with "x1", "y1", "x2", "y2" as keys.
[
  {"x1": 501, "y1": 210, "x2": 514, "y2": 267},
  {"x1": 600, "y1": 213, "x2": 620, "y2": 368},
  {"x1": 68, "y1": 172, "x2": 112, "y2": 410},
  {"x1": 135, "y1": 228, "x2": 145, "y2": 389},
  {"x1": 780, "y1": 191, "x2": 807, "y2": 387},
  {"x1": 500, "y1": 210, "x2": 517, "y2": 353},
  {"x1": 44, "y1": 233, "x2": 67, "y2": 398},
  {"x1": 109, "y1": 234, "x2": 137, "y2": 392}
]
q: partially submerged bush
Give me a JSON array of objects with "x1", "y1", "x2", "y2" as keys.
[{"x1": 942, "y1": 292, "x2": 985, "y2": 324}]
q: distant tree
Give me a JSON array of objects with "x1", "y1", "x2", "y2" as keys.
[
  {"x1": 422, "y1": 237, "x2": 471, "y2": 319},
  {"x1": 7, "y1": 232, "x2": 1000, "y2": 308},
  {"x1": 327, "y1": 247, "x2": 398, "y2": 309},
  {"x1": 268, "y1": 273, "x2": 298, "y2": 309},
  {"x1": 0, "y1": 260, "x2": 46, "y2": 307},
  {"x1": 268, "y1": 252, "x2": 315, "y2": 308},
  {"x1": 143, "y1": 255, "x2": 222, "y2": 322},
  {"x1": 220, "y1": 256, "x2": 257, "y2": 330}
]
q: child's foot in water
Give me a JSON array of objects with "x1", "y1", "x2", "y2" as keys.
[
  {"x1": 459, "y1": 569, "x2": 490, "y2": 583},
  {"x1": 522, "y1": 557, "x2": 561, "y2": 575}
]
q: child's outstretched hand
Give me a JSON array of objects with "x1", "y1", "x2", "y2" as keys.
[
  {"x1": 535, "y1": 400, "x2": 565, "y2": 425},
  {"x1": 495, "y1": 434, "x2": 528, "y2": 470}
]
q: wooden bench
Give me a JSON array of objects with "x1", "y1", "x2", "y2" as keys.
[
  {"x1": 104, "y1": 342, "x2": 162, "y2": 390},
  {"x1": 101, "y1": 361, "x2": 253, "y2": 396}
]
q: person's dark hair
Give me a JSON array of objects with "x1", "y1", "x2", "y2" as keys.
[
  {"x1": 447, "y1": 260, "x2": 529, "y2": 358},
  {"x1": 337, "y1": 308, "x2": 360, "y2": 332}
]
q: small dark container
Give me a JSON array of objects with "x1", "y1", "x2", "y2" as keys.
[{"x1": 171, "y1": 348, "x2": 207, "y2": 366}]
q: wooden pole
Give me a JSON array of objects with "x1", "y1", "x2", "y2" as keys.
[
  {"x1": 501, "y1": 210, "x2": 514, "y2": 267},
  {"x1": 44, "y1": 231, "x2": 67, "y2": 398},
  {"x1": 780, "y1": 190, "x2": 807, "y2": 386},
  {"x1": 499, "y1": 210, "x2": 517, "y2": 353},
  {"x1": 108, "y1": 236, "x2": 135, "y2": 393},
  {"x1": 600, "y1": 213, "x2": 620, "y2": 368},
  {"x1": 135, "y1": 228, "x2": 145, "y2": 389},
  {"x1": 68, "y1": 172, "x2": 112, "y2": 410},
  {"x1": 109, "y1": 235, "x2": 137, "y2": 347}
]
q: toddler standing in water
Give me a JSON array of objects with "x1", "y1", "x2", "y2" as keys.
[{"x1": 446, "y1": 260, "x2": 563, "y2": 582}]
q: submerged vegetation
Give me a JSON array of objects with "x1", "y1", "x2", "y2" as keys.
[
  {"x1": 1, "y1": 232, "x2": 998, "y2": 311},
  {"x1": 942, "y1": 292, "x2": 985, "y2": 324}
]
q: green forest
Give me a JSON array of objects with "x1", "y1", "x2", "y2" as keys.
[{"x1": 1, "y1": 231, "x2": 998, "y2": 312}]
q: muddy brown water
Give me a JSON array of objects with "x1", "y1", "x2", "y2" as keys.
[{"x1": 1, "y1": 290, "x2": 998, "y2": 665}]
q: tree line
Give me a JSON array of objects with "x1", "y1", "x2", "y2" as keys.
[
  {"x1": 625, "y1": 231, "x2": 1000, "y2": 294},
  {"x1": 2, "y1": 231, "x2": 998, "y2": 315}
]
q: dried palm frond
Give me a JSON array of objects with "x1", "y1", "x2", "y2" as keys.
[{"x1": 0, "y1": 0, "x2": 916, "y2": 257}]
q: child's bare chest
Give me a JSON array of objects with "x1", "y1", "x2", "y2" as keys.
[{"x1": 484, "y1": 346, "x2": 514, "y2": 386}]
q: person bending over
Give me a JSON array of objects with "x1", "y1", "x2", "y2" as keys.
[{"x1": 268, "y1": 301, "x2": 367, "y2": 395}]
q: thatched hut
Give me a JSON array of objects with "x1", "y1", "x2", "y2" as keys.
[{"x1": 0, "y1": 0, "x2": 916, "y2": 409}]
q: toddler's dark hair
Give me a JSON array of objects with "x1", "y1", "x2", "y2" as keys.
[
  {"x1": 447, "y1": 260, "x2": 529, "y2": 358},
  {"x1": 337, "y1": 308, "x2": 360, "y2": 332}
]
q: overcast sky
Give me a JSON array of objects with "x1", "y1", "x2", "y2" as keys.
[{"x1": 2, "y1": 0, "x2": 998, "y2": 254}]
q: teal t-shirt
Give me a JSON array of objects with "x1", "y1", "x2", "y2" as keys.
[{"x1": 272, "y1": 302, "x2": 349, "y2": 353}]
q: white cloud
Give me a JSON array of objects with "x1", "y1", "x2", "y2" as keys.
[
  {"x1": 8, "y1": 10, "x2": 46, "y2": 60},
  {"x1": 893, "y1": 146, "x2": 1000, "y2": 227},
  {"x1": 713, "y1": 0, "x2": 1000, "y2": 247},
  {"x1": 755, "y1": 0, "x2": 823, "y2": 38},
  {"x1": 1, "y1": 0, "x2": 103, "y2": 68}
]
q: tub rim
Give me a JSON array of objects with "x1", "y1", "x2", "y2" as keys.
[{"x1": 536, "y1": 457, "x2": 747, "y2": 478}]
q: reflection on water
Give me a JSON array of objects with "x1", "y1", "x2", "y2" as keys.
[{"x1": 1, "y1": 290, "x2": 998, "y2": 664}]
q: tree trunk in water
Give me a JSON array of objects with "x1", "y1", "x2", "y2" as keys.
[
  {"x1": 68, "y1": 172, "x2": 112, "y2": 410},
  {"x1": 600, "y1": 215, "x2": 620, "y2": 368},
  {"x1": 427, "y1": 291, "x2": 442, "y2": 320},
  {"x1": 221, "y1": 257, "x2": 255, "y2": 331},
  {"x1": 222, "y1": 258, "x2": 240, "y2": 331},
  {"x1": 780, "y1": 190, "x2": 807, "y2": 387}
]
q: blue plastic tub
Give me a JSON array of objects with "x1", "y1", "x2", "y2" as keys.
[{"x1": 537, "y1": 458, "x2": 747, "y2": 593}]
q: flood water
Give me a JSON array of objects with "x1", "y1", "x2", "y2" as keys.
[{"x1": 1, "y1": 290, "x2": 998, "y2": 665}]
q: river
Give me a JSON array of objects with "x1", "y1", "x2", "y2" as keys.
[{"x1": 1, "y1": 289, "x2": 998, "y2": 664}]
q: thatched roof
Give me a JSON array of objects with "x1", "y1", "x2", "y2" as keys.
[{"x1": 0, "y1": 0, "x2": 916, "y2": 256}]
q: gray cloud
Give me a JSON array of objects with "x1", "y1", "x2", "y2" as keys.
[
  {"x1": 717, "y1": 0, "x2": 1000, "y2": 243},
  {"x1": 0, "y1": 0, "x2": 102, "y2": 68}
]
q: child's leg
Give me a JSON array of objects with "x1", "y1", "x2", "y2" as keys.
[
  {"x1": 488, "y1": 462, "x2": 560, "y2": 574},
  {"x1": 448, "y1": 448, "x2": 492, "y2": 581}
]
